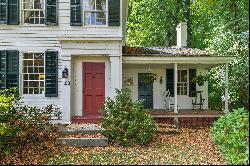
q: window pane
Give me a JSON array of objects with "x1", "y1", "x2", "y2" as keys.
[
  {"x1": 27, "y1": 60, "x2": 33, "y2": 66},
  {"x1": 85, "y1": 0, "x2": 95, "y2": 10},
  {"x1": 96, "y1": 12, "x2": 106, "y2": 19},
  {"x1": 40, "y1": 81, "x2": 44, "y2": 87},
  {"x1": 28, "y1": 67, "x2": 33, "y2": 73},
  {"x1": 40, "y1": 11, "x2": 44, "y2": 18},
  {"x1": 23, "y1": 81, "x2": 28, "y2": 87},
  {"x1": 29, "y1": 88, "x2": 34, "y2": 94},
  {"x1": 23, "y1": 88, "x2": 28, "y2": 94},
  {"x1": 39, "y1": 67, "x2": 44, "y2": 73},
  {"x1": 91, "y1": 12, "x2": 96, "y2": 24},
  {"x1": 34, "y1": 59, "x2": 44, "y2": 66},
  {"x1": 96, "y1": 19, "x2": 106, "y2": 25},
  {"x1": 40, "y1": 88, "x2": 44, "y2": 94},
  {"x1": 34, "y1": 0, "x2": 44, "y2": 9},
  {"x1": 181, "y1": 70, "x2": 187, "y2": 82},
  {"x1": 85, "y1": 12, "x2": 91, "y2": 24},
  {"x1": 23, "y1": 53, "x2": 33, "y2": 59},
  {"x1": 96, "y1": 0, "x2": 106, "y2": 11},
  {"x1": 34, "y1": 67, "x2": 39, "y2": 73},
  {"x1": 178, "y1": 70, "x2": 181, "y2": 82},
  {"x1": 34, "y1": 88, "x2": 39, "y2": 94},
  {"x1": 23, "y1": 1, "x2": 33, "y2": 9},
  {"x1": 40, "y1": 18, "x2": 44, "y2": 24},
  {"x1": 23, "y1": 67, "x2": 28, "y2": 73}
]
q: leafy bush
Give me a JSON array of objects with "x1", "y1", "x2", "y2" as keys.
[
  {"x1": 101, "y1": 89, "x2": 156, "y2": 146},
  {"x1": 0, "y1": 88, "x2": 61, "y2": 158},
  {"x1": 210, "y1": 108, "x2": 249, "y2": 165}
]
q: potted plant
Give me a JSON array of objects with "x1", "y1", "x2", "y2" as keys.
[
  {"x1": 192, "y1": 74, "x2": 209, "y2": 86},
  {"x1": 141, "y1": 73, "x2": 158, "y2": 84}
]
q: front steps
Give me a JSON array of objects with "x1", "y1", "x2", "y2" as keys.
[
  {"x1": 57, "y1": 124, "x2": 108, "y2": 147},
  {"x1": 71, "y1": 116, "x2": 102, "y2": 124}
]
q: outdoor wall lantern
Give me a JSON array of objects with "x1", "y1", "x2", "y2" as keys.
[
  {"x1": 62, "y1": 67, "x2": 69, "y2": 78},
  {"x1": 160, "y1": 76, "x2": 163, "y2": 84}
]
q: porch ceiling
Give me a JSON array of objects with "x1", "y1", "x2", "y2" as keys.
[{"x1": 122, "y1": 56, "x2": 236, "y2": 69}]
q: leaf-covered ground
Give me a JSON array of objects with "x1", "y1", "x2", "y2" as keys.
[{"x1": 43, "y1": 124, "x2": 225, "y2": 165}]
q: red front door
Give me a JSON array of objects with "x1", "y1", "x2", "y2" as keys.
[{"x1": 83, "y1": 62, "x2": 105, "y2": 116}]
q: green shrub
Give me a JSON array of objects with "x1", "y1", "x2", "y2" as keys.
[
  {"x1": 0, "y1": 88, "x2": 61, "y2": 156},
  {"x1": 210, "y1": 108, "x2": 249, "y2": 165},
  {"x1": 101, "y1": 89, "x2": 156, "y2": 146}
]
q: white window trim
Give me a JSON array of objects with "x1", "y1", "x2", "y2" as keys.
[
  {"x1": 21, "y1": 0, "x2": 46, "y2": 25},
  {"x1": 21, "y1": 52, "x2": 46, "y2": 97},
  {"x1": 83, "y1": 0, "x2": 108, "y2": 27}
]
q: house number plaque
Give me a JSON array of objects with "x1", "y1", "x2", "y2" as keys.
[{"x1": 64, "y1": 81, "x2": 70, "y2": 85}]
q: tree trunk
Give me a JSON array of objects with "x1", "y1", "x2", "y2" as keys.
[
  {"x1": 230, "y1": 0, "x2": 239, "y2": 34},
  {"x1": 184, "y1": 0, "x2": 192, "y2": 47}
]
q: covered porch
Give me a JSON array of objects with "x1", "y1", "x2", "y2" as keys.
[{"x1": 122, "y1": 47, "x2": 236, "y2": 115}]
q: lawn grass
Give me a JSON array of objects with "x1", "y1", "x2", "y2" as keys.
[{"x1": 43, "y1": 124, "x2": 225, "y2": 165}]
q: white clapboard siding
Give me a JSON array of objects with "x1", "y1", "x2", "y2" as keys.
[{"x1": 0, "y1": 0, "x2": 127, "y2": 117}]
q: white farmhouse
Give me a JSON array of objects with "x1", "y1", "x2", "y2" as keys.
[{"x1": 0, "y1": 0, "x2": 235, "y2": 124}]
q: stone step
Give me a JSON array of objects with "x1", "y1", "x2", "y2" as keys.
[
  {"x1": 57, "y1": 138, "x2": 108, "y2": 147},
  {"x1": 59, "y1": 128, "x2": 103, "y2": 135}
]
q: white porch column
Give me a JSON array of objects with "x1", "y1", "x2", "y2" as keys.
[
  {"x1": 174, "y1": 63, "x2": 178, "y2": 113},
  {"x1": 110, "y1": 56, "x2": 121, "y2": 98},
  {"x1": 62, "y1": 55, "x2": 72, "y2": 124},
  {"x1": 224, "y1": 63, "x2": 229, "y2": 113}
]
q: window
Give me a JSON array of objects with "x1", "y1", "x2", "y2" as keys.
[
  {"x1": 22, "y1": 0, "x2": 45, "y2": 24},
  {"x1": 22, "y1": 53, "x2": 45, "y2": 94},
  {"x1": 177, "y1": 70, "x2": 188, "y2": 95},
  {"x1": 84, "y1": 0, "x2": 107, "y2": 25}
]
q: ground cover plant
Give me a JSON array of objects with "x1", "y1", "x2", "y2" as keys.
[
  {"x1": 210, "y1": 108, "x2": 249, "y2": 165},
  {"x1": 0, "y1": 88, "x2": 61, "y2": 165}
]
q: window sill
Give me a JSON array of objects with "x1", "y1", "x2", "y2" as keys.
[
  {"x1": 83, "y1": 25, "x2": 109, "y2": 28},
  {"x1": 20, "y1": 24, "x2": 47, "y2": 27},
  {"x1": 22, "y1": 94, "x2": 45, "y2": 99}
]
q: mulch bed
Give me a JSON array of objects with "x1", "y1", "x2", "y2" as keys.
[
  {"x1": 44, "y1": 124, "x2": 225, "y2": 165},
  {"x1": 0, "y1": 124, "x2": 225, "y2": 165}
]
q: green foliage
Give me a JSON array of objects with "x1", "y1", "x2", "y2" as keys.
[
  {"x1": 210, "y1": 108, "x2": 249, "y2": 165},
  {"x1": 0, "y1": 88, "x2": 61, "y2": 156},
  {"x1": 192, "y1": 73, "x2": 209, "y2": 86},
  {"x1": 101, "y1": 89, "x2": 156, "y2": 146},
  {"x1": 206, "y1": 27, "x2": 249, "y2": 110},
  {"x1": 127, "y1": 0, "x2": 184, "y2": 47},
  {"x1": 140, "y1": 73, "x2": 158, "y2": 84}
]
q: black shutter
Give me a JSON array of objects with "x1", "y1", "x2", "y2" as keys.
[
  {"x1": 166, "y1": 69, "x2": 174, "y2": 97},
  {"x1": 0, "y1": 0, "x2": 7, "y2": 24},
  {"x1": 0, "y1": 50, "x2": 19, "y2": 90},
  {"x1": 108, "y1": 0, "x2": 120, "y2": 26},
  {"x1": 7, "y1": 0, "x2": 19, "y2": 25},
  {"x1": 0, "y1": 51, "x2": 7, "y2": 89},
  {"x1": 70, "y1": 0, "x2": 82, "y2": 26},
  {"x1": 45, "y1": 51, "x2": 58, "y2": 97},
  {"x1": 45, "y1": 0, "x2": 58, "y2": 25},
  {"x1": 6, "y1": 50, "x2": 19, "y2": 89},
  {"x1": 189, "y1": 69, "x2": 197, "y2": 97}
]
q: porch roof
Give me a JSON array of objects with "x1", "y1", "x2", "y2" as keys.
[
  {"x1": 122, "y1": 46, "x2": 236, "y2": 68},
  {"x1": 122, "y1": 46, "x2": 211, "y2": 57}
]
